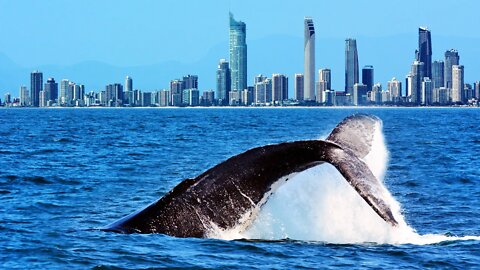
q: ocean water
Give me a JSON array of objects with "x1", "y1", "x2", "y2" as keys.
[{"x1": 0, "y1": 108, "x2": 479, "y2": 269}]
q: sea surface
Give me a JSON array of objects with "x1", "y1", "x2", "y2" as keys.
[{"x1": 0, "y1": 108, "x2": 479, "y2": 269}]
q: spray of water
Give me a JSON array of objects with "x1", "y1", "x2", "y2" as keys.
[{"x1": 209, "y1": 122, "x2": 479, "y2": 244}]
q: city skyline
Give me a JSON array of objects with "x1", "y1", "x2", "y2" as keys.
[
  {"x1": 3, "y1": 18, "x2": 480, "y2": 107},
  {"x1": 1, "y1": 1, "x2": 480, "y2": 99}
]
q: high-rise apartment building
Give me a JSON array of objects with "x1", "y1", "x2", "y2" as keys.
[
  {"x1": 105, "y1": 83, "x2": 123, "y2": 107},
  {"x1": 254, "y1": 74, "x2": 266, "y2": 104},
  {"x1": 418, "y1": 27, "x2": 432, "y2": 79},
  {"x1": 30, "y1": 70, "x2": 43, "y2": 107},
  {"x1": 229, "y1": 13, "x2": 247, "y2": 93},
  {"x1": 216, "y1": 59, "x2": 231, "y2": 105},
  {"x1": 242, "y1": 87, "x2": 254, "y2": 106},
  {"x1": 387, "y1": 78, "x2": 402, "y2": 102},
  {"x1": 125, "y1": 76, "x2": 133, "y2": 104},
  {"x1": 183, "y1": 75, "x2": 198, "y2": 90},
  {"x1": 125, "y1": 76, "x2": 132, "y2": 92},
  {"x1": 158, "y1": 90, "x2": 170, "y2": 107},
  {"x1": 74, "y1": 84, "x2": 85, "y2": 105},
  {"x1": 201, "y1": 90, "x2": 215, "y2": 106},
  {"x1": 345, "y1": 38, "x2": 359, "y2": 94},
  {"x1": 60, "y1": 79, "x2": 69, "y2": 106},
  {"x1": 444, "y1": 49, "x2": 460, "y2": 89},
  {"x1": 316, "y1": 68, "x2": 331, "y2": 104},
  {"x1": 272, "y1": 74, "x2": 288, "y2": 103},
  {"x1": 451, "y1": 65, "x2": 464, "y2": 103},
  {"x1": 421, "y1": 77, "x2": 433, "y2": 105},
  {"x1": 304, "y1": 17, "x2": 315, "y2": 101},
  {"x1": 170, "y1": 79, "x2": 184, "y2": 106},
  {"x1": 475, "y1": 81, "x2": 480, "y2": 100},
  {"x1": 362, "y1": 65, "x2": 374, "y2": 92},
  {"x1": 44, "y1": 77, "x2": 58, "y2": 103},
  {"x1": 410, "y1": 61, "x2": 424, "y2": 103},
  {"x1": 294, "y1": 74, "x2": 304, "y2": 101},
  {"x1": 19, "y1": 86, "x2": 29, "y2": 106},
  {"x1": 370, "y1": 83, "x2": 382, "y2": 104},
  {"x1": 254, "y1": 75, "x2": 272, "y2": 104},
  {"x1": 39, "y1": 90, "x2": 47, "y2": 107},
  {"x1": 353, "y1": 83, "x2": 367, "y2": 106},
  {"x1": 182, "y1": 89, "x2": 199, "y2": 106},
  {"x1": 432, "y1": 60, "x2": 444, "y2": 89}
]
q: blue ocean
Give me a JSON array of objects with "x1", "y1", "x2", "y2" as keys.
[{"x1": 1, "y1": 108, "x2": 479, "y2": 269}]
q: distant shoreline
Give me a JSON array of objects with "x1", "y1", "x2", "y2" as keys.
[{"x1": 2, "y1": 106, "x2": 480, "y2": 110}]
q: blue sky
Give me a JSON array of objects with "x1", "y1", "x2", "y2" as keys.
[{"x1": 0, "y1": 0, "x2": 479, "y2": 96}]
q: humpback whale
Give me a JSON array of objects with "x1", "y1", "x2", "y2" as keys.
[{"x1": 104, "y1": 114, "x2": 398, "y2": 237}]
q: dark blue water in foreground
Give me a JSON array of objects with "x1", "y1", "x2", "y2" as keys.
[{"x1": 0, "y1": 108, "x2": 479, "y2": 269}]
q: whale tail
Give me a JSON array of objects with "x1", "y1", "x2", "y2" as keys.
[
  {"x1": 325, "y1": 114, "x2": 398, "y2": 226},
  {"x1": 327, "y1": 114, "x2": 381, "y2": 159},
  {"x1": 103, "y1": 113, "x2": 398, "y2": 237}
]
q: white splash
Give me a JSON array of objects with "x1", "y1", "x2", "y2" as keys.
[{"x1": 209, "y1": 122, "x2": 479, "y2": 245}]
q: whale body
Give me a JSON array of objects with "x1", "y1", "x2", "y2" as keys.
[{"x1": 104, "y1": 114, "x2": 398, "y2": 237}]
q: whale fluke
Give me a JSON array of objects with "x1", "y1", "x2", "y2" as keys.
[
  {"x1": 327, "y1": 114, "x2": 381, "y2": 159},
  {"x1": 103, "y1": 114, "x2": 398, "y2": 237}
]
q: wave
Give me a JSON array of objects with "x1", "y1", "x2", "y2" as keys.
[{"x1": 207, "y1": 121, "x2": 479, "y2": 245}]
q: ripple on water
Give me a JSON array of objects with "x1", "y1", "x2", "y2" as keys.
[{"x1": 0, "y1": 108, "x2": 479, "y2": 269}]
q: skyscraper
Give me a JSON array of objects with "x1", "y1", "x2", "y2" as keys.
[
  {"x1": 67, "y1": 82, "x2": 76, "y2": 106},
  {"x1": 362, "y1": 65, "x2": 374, "y2": 92},
  {"x1": 432, "y1": 60, "x2": 444, "y2": 89},
  {"x1": 216, "y1": 59, "x2": 231, "y2": 105},
  {"x1": 19, "y1": 86, "x2": 29, "y2": 106},
  {"x1": 421, "y1": 77, "x2": 433, "y2": 105},
  {"x1": 158, "y1": 90, "x2": 171, "y2": 107},
  {"x1": 183, "y1": 75, "x2": 198, "y2": 90},
  {"x1": 182, "y1": 75, "x2": 199, "y2": 106},
  {"x1": 387, "y1": 78, "x2": 402, "y2": 102},
  {"x1": 444, "y1": 49, "x2": 460, "y2": 88},
  {"x1": 254, "y1": 74, "x2": 266, "y2": 104},
  {"x1": 406, "y1": 73, "x2": 413, "y2": 98},
  {"x1": 242, "y1": 87, "x2": 253, "y2": 106},
  {"x1": 451, "y1": 65, "x2": 464, "y2": 103},
  {"x1": 125, "y1": 76, "x2": 133, "y2": 104},
  {"x1": 304, "y1": 17, "x2": 315, "y2": 101},
  {"x1": 202, "y1": 90, "x2": 215, "y2": 106},
  {"x1": 316, "y1": 68, "x2": 331, "y2": 104},
  {"x1": 345, "y1": 38, "x2": 359, "y2": 94},
  {"x1": 410, "y1": 60, "x2": 425, "y2": 104},
  {"x1": 229, "y1": 13, "x2": 247, "y2": 93},
  {"x1": 418, "y1": 27, "x2": 432, "y2": 79},
  {"x1": 44, "y1": 77, "x2": 58, "y2": 103},
  {"x1": 272, "y1": 74, "x2": 288, "y2": 103},
  {"x1": 125, "y1": 76, "x2": 132, "y2": 92},
  {"x1": 475, "y1": 81, "x2": 480, "y2": 100},
  {"x1": 74, "y1": 84, "x2": 85, "y2": 104},
  {"x1": 353, "y1": 83, "x2": 367, "y2": 106},
  {"x1": 294, "y1": 74, "x2": 304, "y2": 101},
  {"x1": 60, "y1": 79, "x2": 69, "y2": 106},
  {"x1": 170, "y1": 79, "x2": 184, "y2": 106},
  {"x1": 30, "y1": 70, "x2": 43, "y2": 107},
  {"x1": 105, "y1": 83, "x2": 123, "y2": 107},
  {"x1": 182, "y1": 89, "x2": 199, "y2": 106},
  {"x1": 253, "y1": 75, "x2": 271, "y2": 104},
  {"x1": 39, "y1": 90, "x2": 47, "y2": 107},
  {"x1": 370, "y1": 83, "x2": 382, "y2": 104},
  {"x1": 4, "y1": 93, "x2": 11, "y2": 105}
]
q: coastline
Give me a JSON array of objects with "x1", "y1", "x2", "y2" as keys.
[{"x1": 1, "y1": 106, "x2": 480, "y2": 110}]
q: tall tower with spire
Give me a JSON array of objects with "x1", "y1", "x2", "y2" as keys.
[{"x1": 304, "y1": 17, "x2": 315, "y2": 101}]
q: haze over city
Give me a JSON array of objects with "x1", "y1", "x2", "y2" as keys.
[{"x1": 0, "y1": 0, "x2": 479, "y2": 98}]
